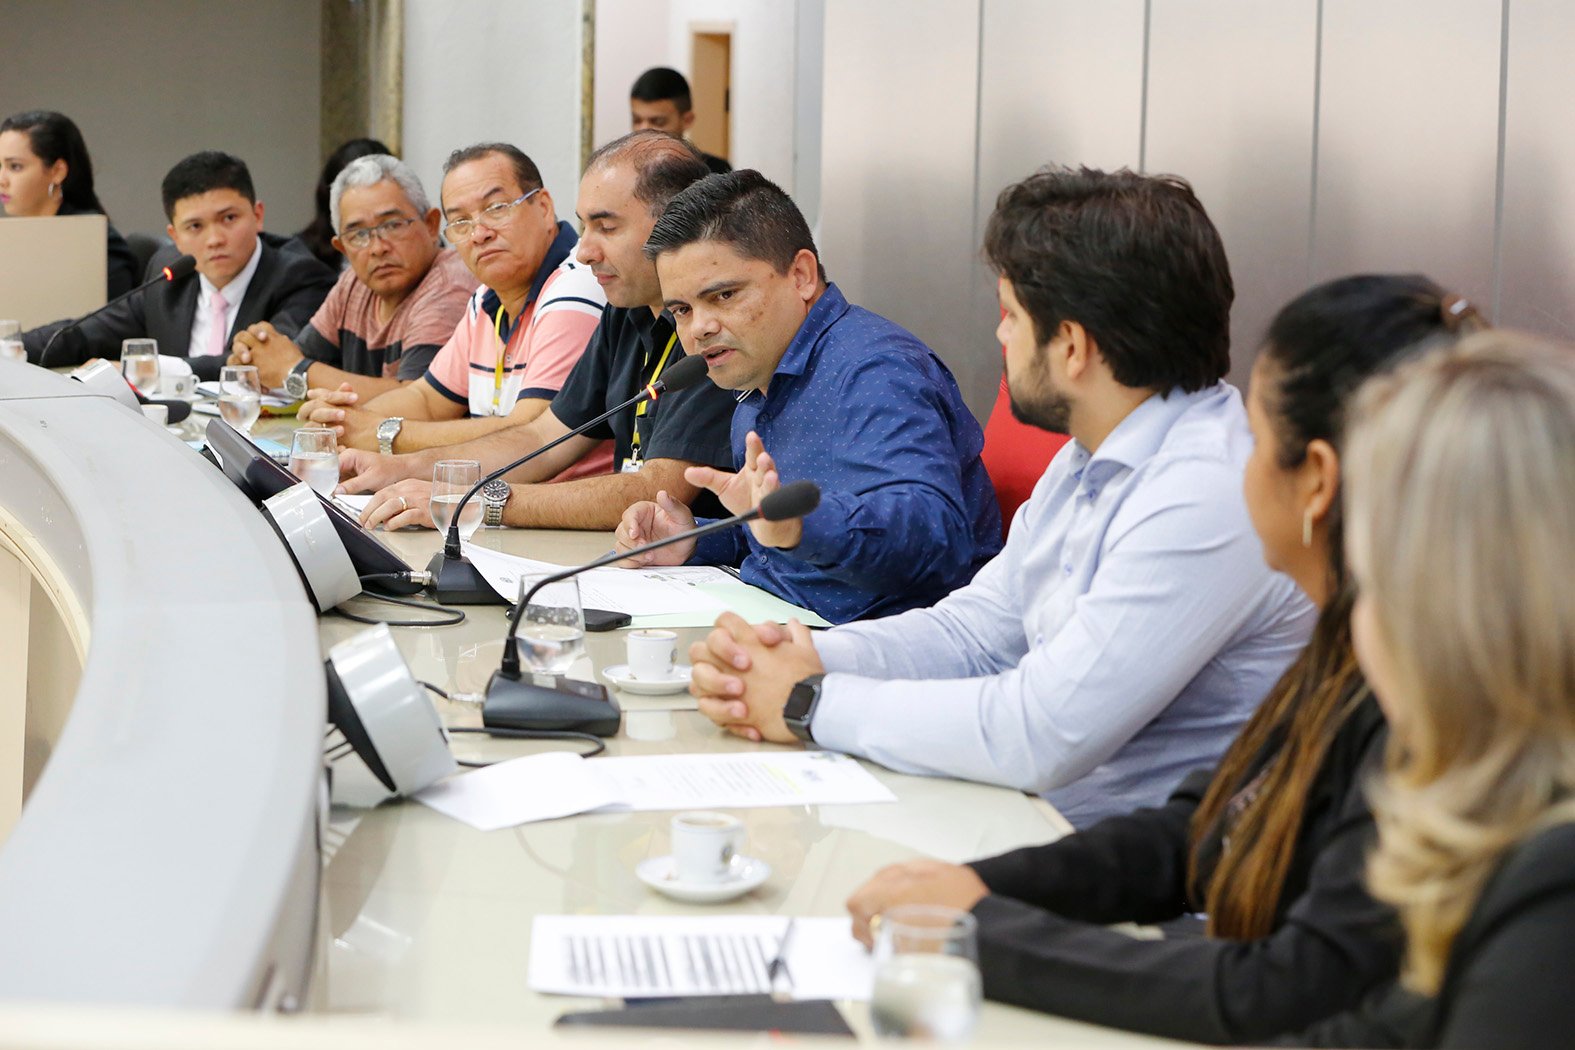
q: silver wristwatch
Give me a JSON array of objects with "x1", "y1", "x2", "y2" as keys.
[
  {"x1": 481, "y1": 478, "x2": 510, "y2": 527},
  {"x1": 376, "y1": 417, "x2": 404, "y2": 455},
  {"x1": 283, "y1": 358, "x2": 312, "y2": 400}
]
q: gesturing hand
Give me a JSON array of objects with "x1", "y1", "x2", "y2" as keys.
[
  {"x1": 615, "y1": 490, "x2": 698, "y2": 567},
  {"x1": 683, "y1": 431, "x2": 804, "y2": 549}
]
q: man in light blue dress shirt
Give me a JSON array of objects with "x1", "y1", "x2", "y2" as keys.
[{"x1": 689, "y1": 167, "x2": 1315, "y2": 827}]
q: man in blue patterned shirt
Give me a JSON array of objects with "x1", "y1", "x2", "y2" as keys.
[{"x1": 613, "y1": 170, "x2": 1001, "y2": 623}]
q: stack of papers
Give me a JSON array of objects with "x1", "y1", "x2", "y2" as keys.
[
  {"x1": 414, "y1": 750, "x2": 896, "y2": 831},
  {"x1": 529, "y1": 915, "x2": 874, "y2": 1001},
  {"x1": 461, "y1": 542, "x2": 831, "y2": 628}
]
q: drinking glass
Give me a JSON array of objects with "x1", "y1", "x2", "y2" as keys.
[
  {"x1": 430, "y1": 459, "x2": 482, "y2": 539},
  {"x1": 289, "y1": 427, "x2": 340, "y2": 496},
  {"x1": 513, "y1": 574, "x2": 585, "y2": 675},
  {"x1": 870, "y1": 905, "x2": 982, "y2": 1042},
  {"x1": 0, "y1": 319, "x2": 24, "y2": 363},
  {"x1": 121, "y1": 338, "x2": 160, "y2": 394},
  {"x1": 219, "y1": 364, "x2": 262, "y2": 433}
]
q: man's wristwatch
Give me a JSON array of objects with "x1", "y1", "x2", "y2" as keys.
[
  {"x1": 376, "y1": 417, "x2": 404, "y2": 455},
  {"x1": 783, "y1": 674, "x2": 826, "y2": 743},
  {"x1": 481, "y1": 477, "x2": 510, "y2": 527},
  {"x1": 283, "y1": 357, "x2": 312, "y2": 400}
]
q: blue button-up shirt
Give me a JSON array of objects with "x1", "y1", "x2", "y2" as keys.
[
  {"x1": 809, "y1": 383, "x2": 1317, "y2": 826},
  {"x1": 690, "y1": 283, "x2": 1001, "y2": 623}
]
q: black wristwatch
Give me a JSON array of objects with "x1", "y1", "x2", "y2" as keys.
[
  {"x1": 284, "y1": 357, "x2": 313, "y2": 400},
  {"x1": 783, "y1": 674, "x2": 826, "y2": 743}
]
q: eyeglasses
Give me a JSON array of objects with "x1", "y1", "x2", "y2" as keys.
[
  {"x1": 443, "y1": 189, "x2": 541, "y2": 243},
  {"x1": 340, "y1": 216, "x2": 421, "y2": 251}
]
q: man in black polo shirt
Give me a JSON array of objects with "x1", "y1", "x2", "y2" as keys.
[{"x1": 347, "y1": 131, "x2": 735, "y2": 531}]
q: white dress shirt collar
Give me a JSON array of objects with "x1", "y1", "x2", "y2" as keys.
[{"x1": 190, "y1": 239, "x2": 264, "y2": 357}]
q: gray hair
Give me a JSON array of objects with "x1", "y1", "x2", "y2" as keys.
[{"x1": 329, "y1": 154, "x2": 430, "y2": 233}]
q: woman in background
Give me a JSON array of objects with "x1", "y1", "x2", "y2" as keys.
[
  {"x1": 0, "y1": 110, "x2": 136, "y2": 297},
  {"x1": 843, "y1": 275, "x2": 1484, "y2": 1044},
  {"x1": 1293, "y1": 330, "x2": 1575, "y2": 1048},
  {"x1": 295, "y1": 136, "x2": 392, "y2": 269}
]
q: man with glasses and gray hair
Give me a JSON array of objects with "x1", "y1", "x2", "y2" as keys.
[
  {"x1": 286, "y1": 143, "x2": 608, "y2": 466},
  {"x1": 229, "y1": 152, "x2": 477, "y2": 403}
]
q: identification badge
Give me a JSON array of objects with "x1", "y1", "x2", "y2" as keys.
[{"x1": 620, "y1": 456, "x2": 643, "y2": 474}]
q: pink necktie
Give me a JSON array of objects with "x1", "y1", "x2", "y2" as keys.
[{"x1": 207, "y1": 289, "x2": 229, "y2": 357}]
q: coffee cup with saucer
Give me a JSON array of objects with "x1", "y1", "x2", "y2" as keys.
[
  {"x1": 604, "y1": 629, "x2": 691, "y2": 695},
  {"x1": 638, "y1": 811, "x2": 772, "y2": 903}
]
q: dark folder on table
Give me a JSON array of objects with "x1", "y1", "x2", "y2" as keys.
[{"x1": 555, "y1": 994, "x2": 855, "y2": 1037}]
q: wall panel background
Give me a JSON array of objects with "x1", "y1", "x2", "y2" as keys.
[
  {"x1": 1497, "y1": 0, "x2": 1575, "y2": 336},
  {"x1": 1145, "y1": 0, "x2": 1319, "y2": 384},
  {"x1": 1312, "y1": 0, "x2": 1503, "y2": 303},
  {"x1": 0, "y1": 0, "x2": 320, "y2": 236}
]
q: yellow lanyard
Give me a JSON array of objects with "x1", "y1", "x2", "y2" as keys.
[
  {"x1": 629, "y1": 332, "x2": 678, "y2": 462},
  {"x1": 490, "y1": 306, "x2": 511, "y2": 414}
]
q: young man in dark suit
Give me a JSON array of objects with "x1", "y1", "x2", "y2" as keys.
[{"x1": 23, "y1": 150, "x2": 336, "y2": 380}]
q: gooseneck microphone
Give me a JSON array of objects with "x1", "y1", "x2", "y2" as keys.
[
  {"x1": 38, "y1": 255, "x2": 198, "y2": 369},
  {"x1": 480, "y1": 480, "x2": 822, "y2": 736},
  {"x1": 426, "y1": 351, "x2": 713, "y2": 604}
]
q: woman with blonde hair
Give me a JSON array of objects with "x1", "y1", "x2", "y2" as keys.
[{"x1": 1294, "y1": 331, "x2": 1575, "y2": 1047}]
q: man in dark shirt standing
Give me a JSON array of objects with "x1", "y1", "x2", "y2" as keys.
[
  {"x1": 348, "y1": 131, "x2": 737, "y2": 531},
  {"x1": 614, "y1": 170, "x2": 1002, "y2": 622},
  {"x1": 629, "y1": 67, "x2": 732, "y2": 175}
]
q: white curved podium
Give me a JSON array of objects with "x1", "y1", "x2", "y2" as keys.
[{"x1": 0, "y1": 361, "x2": 324, "y2": 1009}]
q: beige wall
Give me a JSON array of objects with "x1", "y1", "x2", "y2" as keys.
[{"x1": 0, "y1": 0, "x2": 321, "y2": 240}]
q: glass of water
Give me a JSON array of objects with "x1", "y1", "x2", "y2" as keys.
[
  {"x1": 513, "y1": 574, "x2": 585, "y2": 676},
  {"x1": 219, "y1": 364, "x2": 262, "y2": 433},
  {"x1": 0, "y1": 319, "x2": 24, "y2": 363},
  {"x1": 870, "y1": 905, "x2": 982, "y2": 1042},
  {"x1": 430, "y1": 459, "x2": 482, "y2": 539},
  {"x1": 289, "y1": 426, "x2": 340, "y2": 495},
  {"x1": 121, "y1": 338, "x2": 160, "y2": 394}
]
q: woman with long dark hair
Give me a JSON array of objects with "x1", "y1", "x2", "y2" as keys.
[
  {"x1": 843, "y1": 275, "x2": 1484, "y2": 1044},
  {"x1": 0, "y1": 110, "x2": 136, "y2": 297}
]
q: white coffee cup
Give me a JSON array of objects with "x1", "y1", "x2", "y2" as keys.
[
  {"x1": 162, "y1": 373, "x2": 198, "y2": 398},
  {"x1": 671, "y1": 810, "x2": 746, "y2": 884},
  {"x1": 141, "y1": 404, "x2": 169, "y2": 426},
  {"x1": 627, "y1": 628, "x2": 678, "y2": 680}
]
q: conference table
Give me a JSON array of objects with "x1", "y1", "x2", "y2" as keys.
[
  {"x1": 263, "y1": 411, "x2": 1180, "y2": 1046},
  {"x1": 0, "y1": 372, "x2": 1194, "y2": 1046}
]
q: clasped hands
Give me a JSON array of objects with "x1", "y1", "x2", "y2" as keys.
[
  {"x1": 227, "y1": 321, "x2": 301, "y2": 389},
  {"x1": 689, "y1": 613, "x2": 992, "y2": 944}
]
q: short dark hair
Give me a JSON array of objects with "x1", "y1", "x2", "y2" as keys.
[
  {"x1": 586, "y1": 130, "x2": 711, "y2": 217},
  {"x1": 1, "y1": 110, "x2": 104, "y2": 214},
  {"x1": 983, "y1": 166, "x2": 1234, "y2": 394},
  {"x1": 441, "y1": 142, "x2": 542, "y2": 212},
  {"x1": 630, "y1": 67, "x2": 692, "y2": 112},
  {"x1": 160, "y1": 150, "x2": 256, "y2": 220},
  {"x1": 644, "y1": 169, "x2": 826, "y2": 283}
]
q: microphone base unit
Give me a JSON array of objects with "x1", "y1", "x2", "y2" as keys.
[
  {"x1": 424, "y1": 549, "x2": 509, "y2": 605},
  {"x1": 483, "y1": 671, "x2": 622, "y2": 737}
]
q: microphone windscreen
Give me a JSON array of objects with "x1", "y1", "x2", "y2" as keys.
[
  {"x1": 162, "y1": 255, "x2": 198, "y2": 281},
  {"x1": 658, "y1": 353, "x2": 709, "y2": 393},
  {"x1": 759, "y1": 480, "x2": 821, "y2": 522}
]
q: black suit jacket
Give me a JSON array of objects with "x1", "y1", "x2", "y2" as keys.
[
  {"x1": 1291, "y1": 821, "x2": 1575, "y2": 1048},
  {"x1": 23, "y1": 231, "x2": 336, "y2": 380}
]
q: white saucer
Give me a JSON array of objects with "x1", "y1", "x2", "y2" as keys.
[
  {"x1": 636, "y1": 854, "x2": 772, "y2": 903},
  {"x1": 603, "y1": 663, "x2": 692, "y2": 696}
]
